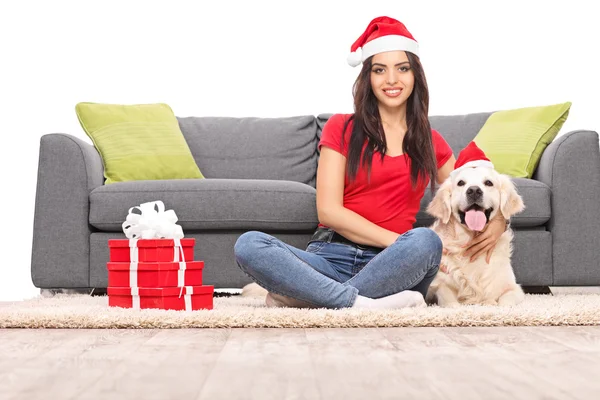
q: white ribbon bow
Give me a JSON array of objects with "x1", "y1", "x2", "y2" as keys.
[
  {"x1": 122, "y1": 201, "x2": 190, "y2": 310},
  {"x1": 122, "y1": 201, "x2": 184, "y2": 239}
]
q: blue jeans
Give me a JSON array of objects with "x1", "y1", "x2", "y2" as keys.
[{"x1": 234, "y1": 227, "x2": 442, "y2": 309}]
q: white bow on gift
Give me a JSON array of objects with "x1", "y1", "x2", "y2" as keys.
[{"x1": 122, "y1": 201, "x2": 184, "y2": 239}]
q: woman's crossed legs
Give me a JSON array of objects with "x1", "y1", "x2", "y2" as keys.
[{"x1": 233, "y1": 227, "x2": 442, "y2": 309}]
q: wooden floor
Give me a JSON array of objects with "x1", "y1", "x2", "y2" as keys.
[{"x1": 1, "y1": 325, "x2": 599, "y2": 399}]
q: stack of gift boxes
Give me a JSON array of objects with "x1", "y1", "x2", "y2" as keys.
[{"x1": 106, "y1": 238, "x2": 214, "y2": 311}]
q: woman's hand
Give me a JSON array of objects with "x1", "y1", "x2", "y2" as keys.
[{"x1": 462, "y1": 215, "x2": 506, "y2": 263}]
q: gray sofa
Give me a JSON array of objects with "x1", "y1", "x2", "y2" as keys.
[{"x1": 31, "y1": 111, "x2": 600, "y2": 292}]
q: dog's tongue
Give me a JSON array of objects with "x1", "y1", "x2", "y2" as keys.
[{"x1": 465, "y1": 210, "x2": 486, "y2": 231}]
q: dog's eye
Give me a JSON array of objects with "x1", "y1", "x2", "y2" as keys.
[
  {"x1": 484, "y1": 180, "x2": 493, "y2": 186},
  {"x1": 457, "y1": 180, "x2": 465, "y2": 187}
]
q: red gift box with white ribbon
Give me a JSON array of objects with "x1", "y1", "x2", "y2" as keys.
[
  {"x1": 108, "y1": 285, "x2": 214, "y2": 311},
  {"x1": 106, "y1": 200, "x2": 214, "y2": 311},
  {"x1": 107, "y1": 260, "x2": 205, "y2": 287},
  {"x1": 108, "y1": 238, "x2": 196, "y2": 263}
]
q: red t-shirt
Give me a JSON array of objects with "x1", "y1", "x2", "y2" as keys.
[{"x1": 318, "y1": 113, "x2": 453, "y2": 235}]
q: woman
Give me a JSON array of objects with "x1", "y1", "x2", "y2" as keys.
[{"x1": 234, "y1": 16, "x2": 506, "y2": 309}]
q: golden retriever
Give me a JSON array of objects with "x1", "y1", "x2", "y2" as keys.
[{"x1": 425, "y1": 165, "x2": 526, "y2": 307}]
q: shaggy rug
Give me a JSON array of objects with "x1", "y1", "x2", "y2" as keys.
[{"x1": 1, "y1": 292, "x2": 600, "y2": 329}]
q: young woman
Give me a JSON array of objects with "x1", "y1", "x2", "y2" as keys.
[{"x1": 234, "y1": 16, "x2": 506, "y2": 309}]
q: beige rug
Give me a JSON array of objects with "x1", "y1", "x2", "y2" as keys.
[{"x1": 2, "y1": 292, "x2": 600, "y2": 329}]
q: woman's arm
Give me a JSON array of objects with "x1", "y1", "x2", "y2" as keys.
[{"x1": 316, "y1": 147, "x2": 400, "y2": 248}]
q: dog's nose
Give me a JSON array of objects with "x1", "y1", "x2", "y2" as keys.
[{"x1": 466, "y1": 186, "x2": 483, "y2": 199}]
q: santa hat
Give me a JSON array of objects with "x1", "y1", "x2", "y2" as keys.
[
  {"x1": 450, "y1": 141, "x2": 495, "y2": 179},
  {"x1": 347, "y1": 16, "x2": 420, "y2": 67}
]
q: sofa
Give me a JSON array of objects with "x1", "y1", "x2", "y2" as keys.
[{"x1": 31, "y1": 111, "x2": 600, "y2": 293}]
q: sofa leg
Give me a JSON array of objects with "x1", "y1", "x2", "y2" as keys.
[{"x1": 522, "y1": 286, "x2": 553, "y2": 295}]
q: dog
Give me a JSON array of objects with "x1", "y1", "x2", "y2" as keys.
[{"x1": 425, "y1": 164, "x2": 526, "y2": 307}]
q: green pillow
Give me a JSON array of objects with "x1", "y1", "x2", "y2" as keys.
[
  {"x1": 473, "y1": 102, "x2": 571, "y2": 178},
  {"x1": 76, "y1": 102, "x2": 204, "y2": 184}
]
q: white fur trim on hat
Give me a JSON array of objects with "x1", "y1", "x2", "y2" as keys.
[
  {"x1": 347, "y1": 34, "x2": 420, "y2": 67},
  {"x1": 363, "y1": 35, "x2": 419, "y2": 60},
  {"x1": 450, "y1": 160, "x2": 495, "y2": 179}
]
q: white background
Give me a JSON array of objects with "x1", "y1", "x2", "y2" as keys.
[{"x1": 0, "y1": 0, "x2": 598, "y2": 301}]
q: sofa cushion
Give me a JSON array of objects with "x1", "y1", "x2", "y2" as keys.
[
  {"x1": 415, "y1": 178, "x2": 551, "y2": 228},
  {"x1": 428, "y1": 112, "x2": 493, "y2": 156},
  {"x1": 318, "y1": 112, "x2": 494, "y2": 158},
  {"x1": 177, "y1": 115, "x2": 319, "y2": 187},
  {"x1": 473, "y1": 102, "x2": 572, "y2": 178},
  {"x1": 75, "y1": 102, "x2": 204, "y2": 184},
  {"x1": 89, "y1": 179, "x2": 318, "y2": 232}
]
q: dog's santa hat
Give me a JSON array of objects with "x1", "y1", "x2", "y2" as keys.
[
  {"x1": 347, "y1": 16, "x2": 420, "y2": 67},
  {"x1": 450, "y1": 141, "x2": 494, "y2": 179}
]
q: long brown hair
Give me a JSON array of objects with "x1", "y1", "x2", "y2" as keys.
[{"x1": 341, "y1": 52, "x2": 438, "y2": 194}]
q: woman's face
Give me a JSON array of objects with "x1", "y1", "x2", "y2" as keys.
[{"x1": 369, "y1": 51, "x2": 415, "y2": 110}]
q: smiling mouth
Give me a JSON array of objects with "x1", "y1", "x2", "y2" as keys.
[
  {"x1": 458, "y1": 204, "x2": 494, "y2": 231},
  {"x1": 383, "y1": 88, "x2": 402, "y2": 97}
]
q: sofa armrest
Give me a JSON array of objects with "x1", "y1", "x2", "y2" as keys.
[
  {"x1": 533, "y1": 130, "x2": 600, "y2": 285},
  {"x1": 31, "y1": 133, "x2": 104, "y2": 288}
]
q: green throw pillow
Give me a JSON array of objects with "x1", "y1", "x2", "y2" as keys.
[
  {"x1": 473, "y1": 102, "x2": 571, "y2": 178},
  {"x1": 76, "y1": 102, "x2": 204, "y2": 184}
]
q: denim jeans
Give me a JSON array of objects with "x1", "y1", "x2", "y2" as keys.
[{"x1": 234, "y1": 227, "x2": 442, "y2": 309}]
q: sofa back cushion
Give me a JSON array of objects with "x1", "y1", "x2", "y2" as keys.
[
  {"x1": 177, "y1": 115, "x2": 319, "y2": 186},
  {"x1": 317, "y1": 112, "x2": 493, "y2": 158},
  {"x1": 428, "y1": 111, "x2": 493, "y2": 156}
]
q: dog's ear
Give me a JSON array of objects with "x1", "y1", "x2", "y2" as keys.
[
  {"x1": 499, "y1": 174, "x2": 525, "y2": 218},
  {"x1": 427, "y1": 178, "x2": 453, "y2": 224}
]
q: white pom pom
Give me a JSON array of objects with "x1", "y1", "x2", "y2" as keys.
[{"x1": 346, "y1": 48, "x2": 363, "y2": 67}]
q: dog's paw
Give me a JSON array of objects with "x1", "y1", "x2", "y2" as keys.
[
  {"x1": 481, "y1": 299, "x2": 499, "y2": 306},
  {"x1": 498, "y1": 297, "x2": 519, "y2": 306},
  {"x1": 497, "y1": 288, "x2": 526, "y2": 306},
  {"x1": 441, "y1": 301, "x2": 461, "y2": 308}
]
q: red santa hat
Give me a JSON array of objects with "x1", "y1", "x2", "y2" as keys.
[
  {"x1": 347, "y1": 16, "x2": 420, "y2": 67},
  {"x1": 450, "y1": 141, "x2": 495, "y2": 179}
]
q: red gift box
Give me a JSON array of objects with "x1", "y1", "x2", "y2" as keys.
[
  {"x1": 108, "y1": 285, "x2": 214, "y2": 311},
  {"x1": 107, "y1": 261, "x2": 204, "y2": 288},
  {"x1": 108, "y1": 238, "x2": 195, "y2": 262}
]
